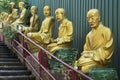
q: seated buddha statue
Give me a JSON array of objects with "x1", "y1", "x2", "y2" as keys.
[
  {"x1": 23, "y1": 6, "x2": 39, "y2": 35},
  {"x1": 26, "y1": 5, "x2": 55, "y2": 53},
  {"x1": 6, "y1": 9, "x2": 18, "y2": 24},
  {"x1": 77, "y1": 9, "x2": 114, "y2": 73},
  {"x1": 47, "y1": 8, "x2": 74, "y2": 59},
  {"x1": 12, "y1": 2, "x2": 27, "y2": 27},
  {"x1": 0, "y1": 12, "x2": 9, "y2": 22},
  {"x1": 9, "y1": 2, "x2": 16, "y2": 13},
  {"x1": 1, "y1": 2, "x2": 16, "y2": 22}
]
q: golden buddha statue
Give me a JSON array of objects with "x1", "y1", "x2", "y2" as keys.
[
  {"x1": 47, "y1": 8, "x2": 74, "y2": 59},
  {"x1": 10, "y1": 2, "x2": 15, "y2": 13},
  {"x1": 77, "y1": 9, "x2": 114, "y2": 73},
  {"x1": 3, "y1": 2, "x2": 18, "y2": 24},
  {"x1": 0, "y1": 2, "x2": 16, "y2": 22},
  {"x1": 6, "y1": 9, "x2": 18, "y2": 24},
  {"x1": 26, "y1": 5, "x2": 55, "y2": 53},
  {"x1": 12, "y1": 9, "x2": 18, "y2": 21},
  {"x1": 23, "y1": 6, "x2": 40, "y2": 35},
  {"x1": 12, "y1": 2, "x2": 27, "y2": 27},
  {"x1": 0, "y1": 12, "x2": 9, "y2": 22}
]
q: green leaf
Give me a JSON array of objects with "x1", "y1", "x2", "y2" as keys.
[{"x1": 3, "y1": 25, "x2": 17, "y2": 42}]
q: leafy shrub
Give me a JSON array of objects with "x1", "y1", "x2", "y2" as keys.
[{"x1": 3, "y1": 25, "x2": 17, "y2": 42}]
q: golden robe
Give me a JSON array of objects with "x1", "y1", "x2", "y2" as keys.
[
  {"x1": 27, "y1": 16, "x2": 55, "y2": 53},
  {"x1": 78, "y1": 23, "x2": 114, "y2": 73},
  {"x1": 47, "y1": 19, "x2": 74, "y2": 56},
  {"x1": 23, "y1": 14, "x2": 40, "y2": 35},
  {"x1": 6, "y1": 9, "x2": 18, "y2": 24}
]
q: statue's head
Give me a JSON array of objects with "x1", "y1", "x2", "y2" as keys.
[
  {"x1": 31, "y1": 6, "x2": 38, "y2": 15},
  {"x1": 1, "y1": 12, "x2": 9, "y2": 20},
  {"x1": 87, "y1": 9, "x2": 101, "y2": 28},
  {"x1": 12, "y1": 9, "x2": 18, "y2": 15},
  {"x1": 55, "y1": 8, "x2": 66, "y2": 22},
  {"x1": 10, "y1": 2, "x2": 15, "y2": 9},
  {"x1": 43, "y1": 5, "x2": 51, "y2": 17},
  {"x1": 19, "y1": 2, "x2": 25, "y2": 10}
]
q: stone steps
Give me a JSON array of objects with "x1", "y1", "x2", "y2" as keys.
[{"x1": 0, "y1": 42, "x2": 36, "y2": 80}]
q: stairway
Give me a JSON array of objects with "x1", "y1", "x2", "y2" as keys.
[{"x1": 0, "y1": 41, "x2": 36, "y2": 80}]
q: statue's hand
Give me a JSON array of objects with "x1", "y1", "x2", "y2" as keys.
[
  {"x1": 81, "y1": 51, "x2": 88, "y2": 55},
  {"x1": 51, "y1": 38, "x2": 59, "y2": 43},
  {"x1": 57, "y1": 38, "x2": 64, "y2": 44},
  {"x1": 82, "y1": 51, "x2": 94, "y2": 58},
  {"x1": 27, "y1": 33, "x2": 32, "y2": 37},
  {"x1": 83, "y1": 54, "x2": 91, "y2": 58},
  {"x1": 51, "y1": 38, "x2": 55, "y2": 43},
  {"x1": 57, "y1": 41, "x2": 63, "y2": 44}
]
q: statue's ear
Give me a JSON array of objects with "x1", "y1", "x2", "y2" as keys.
[{"x1": 98, "y1": 16, "x2": 101, "y2": 22}]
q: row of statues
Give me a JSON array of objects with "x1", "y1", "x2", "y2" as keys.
[
  {"x1": 26, "y1": 6, "x2": 55, "y2": 53},
  {"x1": 11, "y1": 2, "x2": 27, "y2": 27},
  {"x1": 1, "y1": 1, "x2": 114, "y2": 74},
  {"x1": 0, "y1": 2, "x2": 18, "y2": 24}
]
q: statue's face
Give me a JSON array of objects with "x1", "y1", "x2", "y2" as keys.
[
  {"x1": 44, "y1": 7, "x2": 50, "y2": 17},
  {"x1": 31, "y1": 7, "x2": 36, "y2": 15},
  {"x1": 87, "y1": 12, "x2": 100, "y2": 28},
  {"x1": 19, "y1": 4, "x2": 23, "y2": 10},
  {"x1": 55, "y1": 11, "x2": 64, "y2": 22},
  {"x1": 12, "y1": 9, "x2": 18, "y2": 15},
  {"x1": 10, "y1": 4, "x2": 14, "y2": 9},
  {"x1": 10, "y1": 2, "x2": 15, "y2": 9}
]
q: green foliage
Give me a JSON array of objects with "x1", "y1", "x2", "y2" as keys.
[
  {"x1": 48, "y1": 48, "x2": 78, "y2": 70},
  {"x1": 3, "y1": 25, "x2": 17, "y2": 42},
  {"x1": 48, "y1": 48, "x2": 78, "y2": 80},
  {"x1": 0, "y1": 0, "x2": 10, "y2": 13},
  {"x1": 88, "y1": 68, "x2": 118, "y2": 80}
]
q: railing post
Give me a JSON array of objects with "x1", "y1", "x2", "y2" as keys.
[
  {"x1": 38, "y1": 49, "x2": 49, "y2": 69},
  {"x1": 22, "y1": 36, "x2": 27, "y2": 64},
  {"x1": 0, "y1": 22, "x2": 4, "y2": 42}
]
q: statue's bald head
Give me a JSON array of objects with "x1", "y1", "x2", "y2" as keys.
[
  {"x1": 10, "y1": 2, "x2": 15, "y2": 9},
  {"x1": 19, "y1": 2, "x2": 25, "y2": 7},
  {"x1": 10, "y1": 2, "x2": 15, "y2": 5},
  {"x1": 87, "y1": 9, "x2": 100, "y2": 20},
  {"x1": 31, "y1": 6, "x2": 38, "y2": 14},
  {"x1": 44, "y1": 6, "x2": 51, "y2": 11},
  {"x1": 55, "y1": 8, "x2": 66, "y2": 17},
  {"x1": 87, "y1": 9, "x2": 101, "y2": 28},
  {"x1": 43, "y1": 5, "x2": 51, "y2": 17},
  {"x1": 19, "y1": 2, "x2": 25, "y2": 10}
]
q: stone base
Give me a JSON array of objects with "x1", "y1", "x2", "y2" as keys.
[{"x1": 88, "y1": 68, "x2": 118, "y2": 80}]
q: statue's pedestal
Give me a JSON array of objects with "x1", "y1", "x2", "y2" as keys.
[
  {"x1": 48, "y1": 48, "x2": 78, "y2": 80},
  {"x1": 48, "y1": 48, "x2": 78, "y2": 69},
  {"x1": 88, "y1": 68, "x2": 118, "y2": 80}
]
